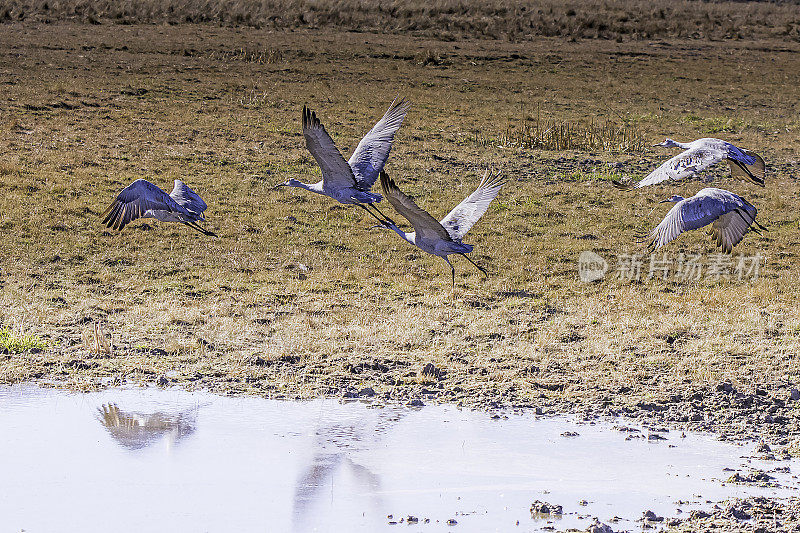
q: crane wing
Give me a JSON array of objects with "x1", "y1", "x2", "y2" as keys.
[
  {"x1": 439, "y1": 169, "x2": 505, "y2": 241},
  {"x1": 635, "y1": 147, "x2": 725, "y2": 188},
  {"x1": 379, "y1": 171, "x2": 451, "y2": 242},
  {"x1": 647, "y1": 202, "x2": 687, "y2": 250},
  {"x1": 348, "y1": 96, "x2": 410, "y2": 190},
  {"x1": 302, "y1": 106, "x2": 356, "y2": 189},
  {"x1": 101, "y1": 179, "x2": 187, "y2": 231},
  {"x1": 647, "y1": 193, "x2": 723, "y2": 250},
  {"x1": 169, "y1": 180, "x2": 208, "y2": 214},
  {"x1": 728, "y1": 148, "x2": 765, "y2": 187},
  {"x1": 708, "y1": 198, "x2": 759, "y2": 253}
]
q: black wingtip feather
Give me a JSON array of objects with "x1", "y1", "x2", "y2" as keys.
[
  {"x1": 379, "y1": 169, "x2": 394, "y2": 191},
  {"x1": 102, "y1": 202, "x2": 121, "y2": 228}
]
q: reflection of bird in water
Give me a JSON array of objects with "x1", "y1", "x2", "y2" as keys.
[
  {"x1": 292, "y1": 405, "x2": 406, "y2": 532},
  {"x1": 96, "y1": 403, "x2": 199, "y2": 450}
]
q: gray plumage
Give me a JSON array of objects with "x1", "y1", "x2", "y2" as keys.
[
  {"x1": 277, "y1": 97, "x2": 410, "y2": 225},
  {"x1": 614, "y1": 138, "x2": 765, "y2": 189},
  {"x1": 101, "y1": 178, "x2": 215, "y2": 236},
  {"x1": 379, "y1": 169, "x2": 505, "y2": 286},
  {"x1": 646, "y1": 187, "x2": 764, "y2": 253}
]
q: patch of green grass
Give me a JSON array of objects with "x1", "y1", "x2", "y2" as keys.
[
  {"x1": 0, "y1": 327, "x2": 46, "y2": 353},
  {"x1": 684, "y1": 115, "x2": 744, "y2": 134}
]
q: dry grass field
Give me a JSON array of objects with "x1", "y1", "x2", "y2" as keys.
[
  {"x1": 4, "y1": 0, "x2": 800, "y2": 41},
  {"x1": 1, "y1": 16, "x2": 800, "y2": 465}
]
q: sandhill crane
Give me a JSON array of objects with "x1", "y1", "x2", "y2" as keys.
[
  {"x1": 613, "y1": 138, "x2": 765, "y2": 190},
  {"x1": 644, "y1": 187, "x2": 765, "y2": 253},
  {"x1": 378, "y1": 169, "x2": 505, "y2": 286},
  {"x1": 101, "y1": 179, "x2": 216, "y2": 236},
  {"x1": 275, "y1": 97, "x2": 410, "y2": 225}
]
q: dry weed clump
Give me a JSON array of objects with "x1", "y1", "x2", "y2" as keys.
[
  {"x1": 79, "y1": 322, "x2": 113, "y2": 356},
  {"x1": 500, "y1": 110, "x2": 648, "y2": 152},
  {"x1": 2, "y1": 0, "x2": 800, "y2": 41},
  {"x1": 190, "y1": 46, "x2": 283, "y2": 64}
]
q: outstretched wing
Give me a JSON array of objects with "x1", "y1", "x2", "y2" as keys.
[
  {"x1": 169, "y1": 180, "x2": 208, "y2": 214},
  {"x1": 439, "y1": 169, "x2": 505, "y2": 240},
  {"x1": 302, "y1": 106, "x2": 356, "y2": 189},
  {"x1": 101, "y1": 179, "x2": 187, "y2": 231},
  {"x1": 708, "y1": 194, "x2": 759, "y2": 253},
  {"x1": 379, "y1": 171, "x2": 451, "y2": 242},
  {"x1": 728, "y1": 148, "x2": 765, "y2": 187},
  {"x1": 348, "y1": 96, "x2": 411, "y2": 191},
  {"x1": 635, "y1": 147, "x2": 725, "y2": 188}
]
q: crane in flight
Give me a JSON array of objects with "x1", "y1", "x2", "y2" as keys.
[
  {"x1": 275, "y1": 97, "x2": 410, "y2": 226},
  {"x1": 613, "y1": 138, "x2": 765, "y2": 190},
  {"x1": 377, "y1": 169, "x2": 505, "y2": 286},
  {"x1": 643, "y1": 187, "x2": 765, "y2": 253},
  {"x1": 101, "y1": 179, "x2": 215, "y2": 236}
]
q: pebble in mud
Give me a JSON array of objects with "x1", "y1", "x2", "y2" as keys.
[
  {"x1": 358, "y1": 387, "x2": 375, "y2": 398},
  {"x1": 421, "y1": 362, "x2": 443, "y2": 380},
  {"x1": 726, "y1": 470, "x2": 775, "y2": 485},
  {"x1": 530, "y1": 500, "x2": 563, "y2": 516},
  {"x1": 586, "y1": 520, "x2": 615, "y2": 533},
  {"x1": 725, "y1": 504, "x2": 752, "y2": 520},
  {"x1": 640, "y1": 510, "x2": 663, "y2": 522}
]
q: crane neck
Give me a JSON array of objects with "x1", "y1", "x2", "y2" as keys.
[
  {"x1": 386, "y1": 223, "x2": 415, "y2": 246},
  {"x1": 297, "y1": 181, "x2": 325, "y2": 194}
]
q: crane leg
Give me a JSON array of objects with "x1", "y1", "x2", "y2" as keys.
[
  {"x1": 184, "y1": 220, "x2": 217, "y2": 237},
  {"x1": 356, "y1": 203, "x2": 391, "y2": 226},
  {"x1": 458, "y1": 253, "x2": 488, "y2": 278},
  {"x1": 443, "y1": 257, "x2": 455, "y2": 288},
  {"x1": 733, "y1": 208, "x2": 768, "y2": 234},
  {"x1": 366, "y1": 203, "x2": 396, "y2": 227}
]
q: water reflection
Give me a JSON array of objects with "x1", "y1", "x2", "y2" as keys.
[
  {"x1": 292, "y1": 405, "x2": 405, "y2": 531},
  {"x1": 96, "y1": 403, "x2": 198, "y2": 450},
  {"x1": 1, "y1": 385, "x2": 795, "y2": 533}
]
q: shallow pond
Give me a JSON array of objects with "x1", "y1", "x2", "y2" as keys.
[{"x1": 0, "y1": 385, "x2": 796, "y2": 532}]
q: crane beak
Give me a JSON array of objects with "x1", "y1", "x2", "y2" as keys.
[{"x1": 273, "y1": 183, "x2": 287, "y2": 190}]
